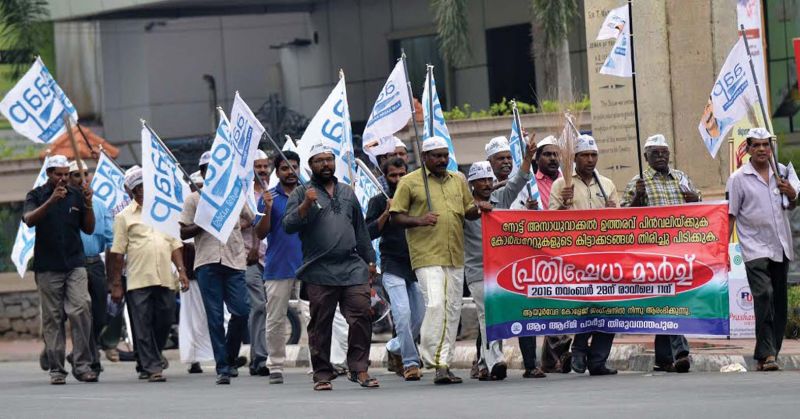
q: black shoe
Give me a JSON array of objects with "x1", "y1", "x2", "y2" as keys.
[
  {"x1": 188, "y1": 362, "x2": 203, "y2": 374},
  {"x1": 232, "y1": 356, "x2": 247, "y2": 369},
  {"x1": 249, "y1": 365, "x2": 270, "y2": 376},
  {"x1": 216, "y1": 374, "x2": 231, "y2": 385},
  {"x1": 229, "y1": 368, "x2": 239, "y2": 378},
  {"x1": 269, "y1": 372, "x2": 284, "y2": 384},
  {"x1": 571, "y1": 353, "x2": 587, "y2": 374},
  {"x1": 490, "y1": 362, "x2": 508, "y2": 381},
  {"x1": 138, "y1": 371, "x2": 150, "y2": 380},
  {"x1": 39, "y1": 350, "x2": 49, "y2": 371},
  {"x1": 589, "y1": 367, "x2": 618, "y2": 376},
  {"x1": 674, "y1": 356, "x2": 691, "y2": 373},
  {"x1": 559, "y1": 352, "x2": 573, "y2": 374},
  {"x1": 433, "y1": 367, "x2": 452, "y2": 385},
  {"x1": 446, "y1": 369, "x2": 463, "y2": 384}
]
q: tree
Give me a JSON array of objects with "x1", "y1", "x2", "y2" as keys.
[
  {"x1": 430, "y1": 0, "x2": 471, "y2": 67},
  {"x1": 0, "y1": 0, "x2": 49, "y2": 78},
  {"x1": 530, "y1": 0, "x2": 579, "y2": 103}
]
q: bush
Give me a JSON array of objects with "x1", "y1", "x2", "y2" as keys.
[
  {"x1": 787, "y1": 284, "x2": 800, "y2": 339},
  {"x1": 443, "y1": 96, "x2": 588, "y2": 121}
]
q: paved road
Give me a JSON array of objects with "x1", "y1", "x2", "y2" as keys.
[{"x1": 0, "y1": 362, "x2": 797, "y2": 418}]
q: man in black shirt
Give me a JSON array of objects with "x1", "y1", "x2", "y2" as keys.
[
  {"x1": 365, "y1": 157, "x2": 424, "y2": 381},
  {"x1": 23, "y1": 155, "x2": 96, "y2": 384}
]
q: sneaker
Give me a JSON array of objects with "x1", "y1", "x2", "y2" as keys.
[
  {"x1": 50, "y1": 375, "x2": 66, "y2": 385},
  {"x1": 148, "y1": 372, "x2": 167, "y2": 382},
  {"x1": 188, "y1": 362, "x2": 203, "y2": 374},
  {"x1": 105, "y1": 348, "x2": 120, "y2": 363},
  {"x1": 216, "y1": 374, "x2": 231, "y2": 385},
  {"x1": 232, "y1": 356, "x2": 248, "y2": 369},
  {"x1": 269, "y1": 372, "x2": 284, "y2": 384},
  {"x1": 229, "y1": 368, "x2": 239, "y2": 378},
  {"x1": 403, "y1": 366, "x2": 422, "y2": 381},
  {"x1": 250, "y1": 365, "x2": 270, "y2": 376}
]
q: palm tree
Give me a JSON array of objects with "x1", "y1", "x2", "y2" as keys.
[
  {"x1": 430, "y1": 0, "x2": 471, "y2": 67},
  {"x1": 0, "y1": 0, "x2": 49, "y2": 79}
]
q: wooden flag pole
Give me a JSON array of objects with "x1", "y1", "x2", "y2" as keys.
[
  {"x1": 62, "y1": 113, "x2": 86, "y2": 185},
  {"x1": 402, "y1": 50, "x2": 432, "y2": 211}
]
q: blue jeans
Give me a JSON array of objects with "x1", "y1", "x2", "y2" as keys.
[
  {"x1": 383, "y1": 272, "x2": 425, "y2": 368},
  {"x1": 196, "y1": 264, "x2": 250, "y2": 375}
]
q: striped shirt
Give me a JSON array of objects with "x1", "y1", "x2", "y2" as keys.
[{"x1": 620, "y1": 168, "x2": 700, "y2": 207}]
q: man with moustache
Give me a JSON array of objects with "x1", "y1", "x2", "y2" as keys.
[
  {"x1": 375, "y1": 136, "x2": 409, "y2": 192},
  {"x1": 365, "y1": 157, "x2": 424, "y2": 381},
  {"x1": 621, "y1": 134, "x2": 700, "y2": 373},
  {"x1": 254, "y1": 150, "x2": 303, "y2": 384},
  {"x1": 283, "y1": 143, "x2": 379, "y2": 391},
  {"x1": 244, "y1": 150, "x2": 270, "y2": 377},
  {"x1": 728, "y1": 127, "x2": 797, "y2": 372},
  {"x1": 465, "y1": 135, "x2": 536, "y2": 381},
  {"x1": 24, "y1": 155, "x2": 96, "y2": 384},
  {"x1": 391, "y1": 136, "x2": 492, "y2": 385},
  {"x1": 550, "y1": 135, "x2": 619, "y2": 376}
]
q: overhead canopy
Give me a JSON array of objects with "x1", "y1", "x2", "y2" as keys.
[{"x1": 39, "y1": 125, "x2": 119, "y2": 160}]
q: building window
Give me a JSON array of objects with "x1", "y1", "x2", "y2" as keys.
[
  {"x1": 485, "y1": 24, "x2": 537, "y2": 105},
  {"x1": 765, "y1": 0, "x2": 800, "y2": 135},
  {"x1": 390, "y1": 35, "x2": 448, "y2": 108}
]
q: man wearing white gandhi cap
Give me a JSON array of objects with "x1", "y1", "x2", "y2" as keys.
[
  {"x1": 23, "y1": 154, "x2": 97, "y2": 384},
  {"x1": 390, "y1": 135, "x2": 491, "y2": 384},
  {"x1": 485, "y1": 136, "x2": 513, "y2": 187},
  {"x1": 549, "y1": 134, "x2": 619, "y2": 377},
  {"x1": 727, "y1": 127, "x2": 797, "y2": 372},
  {"x1": 620, "y1": 134, "x2": 700, "y2": 373}
]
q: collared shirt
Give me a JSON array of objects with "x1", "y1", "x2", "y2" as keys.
[
  {"x1": 283, "y1": 177, "x2": 375, "y2": 286},
  {"x1": 620, "y1": 167, "x2": 701, "y2": 207},
  {"x1": 110, "y1": 201, "x2": 182, "y2": 291},
  {"x1": 366, "y1": 189, "x2": 415, "y2": 283},
  {"x1": 242, "y1": 187, "x2": 267, "y2": 267},
  {"x1": 180, "y1": 191, "x2": 254, "y2": 271},
  {"x1": 727, "y1": 161, "x2": 794, "y2": 263},
  {"x1": 390, "y1": 168, "x2": 476, "y2": 270},
  {"x1": 255, "y1": 184, "x2": 303, "y2": 280},
  {"x1": 549, "y1": 172, "x2": 618, "y2": 210},
  {"x1": 81, "y1": 196, "x2": 114, "y2": 257},
  {"x1": 464, "y1": 170, "x2": 530, "y2": 285},
  {"x1": 24, "y1": 183, "x2": 88, "y2": 272},
  {"x1": 535, "y1": 170, "x2": 561, "y2": 210}
]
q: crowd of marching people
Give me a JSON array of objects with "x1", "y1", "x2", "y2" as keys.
[{"x1": 24, "y1": 124, "x2": 796, "y2": 389}]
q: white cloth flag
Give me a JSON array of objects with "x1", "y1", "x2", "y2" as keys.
[
  {"x1": 353, "y1": 165, "x2": 381, "y2": 269},
  {"x1": 697, "y1": 37, "x2": 757, "y2": 158},
  {"x1": 195, "y1": 95, "x2": 265, "y2": 242},
  {"x1": 298, "y1": 77, "x2": 356, "y2": 185},
  {"x1": 11, "y1": 157, "x2": 50, "y2": 278},
  {"x1": 422, "y1": 69, "x2": 458, "y2": 171},
  {"x1": 362, "y1": 60, "x2": 413, "y2": 161},
  {"x1": 141, "y1": 124, "x2": 191, "y2": 240},
  {"x1": 597, "y1": 4, "x2": 632, "y2": 78},
  {"x1": 0, "y1": 57, "x2": 78, "y2": 144},
  {"x1": 91, "y1": 152, "x2": 130, "y2": 216},
  {"x1": 508, "y1": 118, "x2": 542, "y2": 209}
]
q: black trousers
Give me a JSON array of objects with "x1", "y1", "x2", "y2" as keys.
[
  {"x1": 571, "y1": 332, "x2": 614, "y2": 370},
  {"x1": 127, "y1": 286, "x2": 175, "y2": 374},
  {"x1": 744, "y1": 257, "x2": 789, "y2": 361},
  {"x1": 86, "y1": 259, "x2": 108, "y2": 347}
]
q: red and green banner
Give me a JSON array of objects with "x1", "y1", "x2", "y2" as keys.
[{"x1": 482, "y1": 204, "x2": 730, "y2": 341}]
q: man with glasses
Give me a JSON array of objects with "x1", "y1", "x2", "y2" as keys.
[{"x1": 620, "y1": 134, "x2": 699, "y2": 374}]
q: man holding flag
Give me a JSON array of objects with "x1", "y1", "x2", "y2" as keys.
[{"x1": 23, "y1": 155, "x2": 96, "y2": 384}]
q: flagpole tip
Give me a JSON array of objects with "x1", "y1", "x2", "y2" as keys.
[
  {"x1": 139, "y1": 118, "x2": 146, "y2": 126},
  {"x1": 339, "y1": 69, "x2": 345, "y2": 79},
  {"x1": 216, "y1": 106, "x2": 223, "y2": 111}
]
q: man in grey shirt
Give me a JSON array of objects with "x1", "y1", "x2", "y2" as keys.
[
  {"x1": 727, "y1": 127, "x2": 797, "y2": 372},
  {"x1": 464, "y1": 137, "x2": 535, "y2": 381},
  {"x1": 283, "y1": 143, "x2": 378, "y2": 391}
]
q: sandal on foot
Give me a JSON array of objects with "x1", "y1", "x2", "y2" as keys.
[
  {"x1": 50, "y1": 376, "x2": 66, "y2": 385},
  {"x1": 762, "y1": 359, "x2": 780, "y2": 372},
  {"x1": 148, "y1": 372, "x2": 166, "y2": 382},
  {"x1": 349, "y1": 371, "x2": 379, "y2": 388},
  {"x1": 313, "y1": 381, "x2": 332, "y2": 391}
]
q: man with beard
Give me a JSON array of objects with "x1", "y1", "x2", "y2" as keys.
[
  {"x1": 108, "y1": 167, "x2": 189, "y2": 382},
  {"x1": 244, "y1": 150, "x2": 270, "y2": 377},
  {"x1": 621, "y1": 134, "x2": 700, "y2": 373},
  {"x1": 465, "y1": 135, "x2": 536, "y2": 381},
  {"x1": 365, "y1": 157, "x2": 424, "y2": 381},
  {"x1": 375, "y1": 136, "x2": 409, "y2": 192},
  {"x1": 283, "y1": 143, "x2": 379, "y2": 391},
  {"x1": 391, "y1": 136, "x2": 492, "y2": 385},
  {"x1": 254, "y1": 150, "x2": 303, "y2": 384},
  {"x1": 24, "y1": 155, "x2": 96, "y2": 384},
  {"x1": 728, "y1": 128, "x2": 797, "y2": 372},
  {"x1": 550, "y1": 135, "x2": 619, "y2": 376}
]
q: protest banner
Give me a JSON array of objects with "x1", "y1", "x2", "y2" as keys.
[
  {"x1": 297, "y1": 74, "x2": 356, "y2": 185},
  {"x1": 10, "y1": 156, "x2": 50, "y2": 278},
  {"x1": 90, "y1": 151, "x2": 130, "y2": 216},
  {"x1": 362, "y1": 59, "x2": 412, "y2": 162},
  {"x1": 727, "y1": 243, "x2": 755, "y2": 338},
  {"x1": 195, "y1": 96, "x2": 264, "y2": 242},
  {"x1": 141, "y1": 123, "x2": 192, "y2": 240},
  {"x1": 0, "y1": 57, "x2": 78, "y2": 144},
  {"x1": 482, "y1": 203, "x2": 730, "y2": 341},
  {"x1": 422, "y1": 65, "x2": 458, "y2": 172}
]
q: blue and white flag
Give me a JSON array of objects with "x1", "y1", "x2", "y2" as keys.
[
  {"x1": 422, "y1": 67, "x2": 458, "y2": 171},
  {"x1": 196, "y1": 95, "x2": 265, "y2": 242},
  {"x1": 298, "y1": 77, "x2": 356, "y2": 185},
  {"x1": 141, "y1": 123, "x2": 191, "y2": 240},
  {"x1": 508, "y1": 117, "x2": 542, "y2": 209},
  {"x1": 362, "y1": 60, "x2": 412, "y2": 162},
  {"x1": 597, "y1": 4, "x2": 632, "y2": 78},
  {"x1": 0, "y1": 57, "x2": 78, "y2": 144},
  {"x1": 11, "y1": 156, "x2": 50, "y2": 278},
  {"x1": 91, "y1": 152, "x2": 130, "y2": 216},
  {"x1": 353, "y1": 165, "x2": 381, "y2": 270}
]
